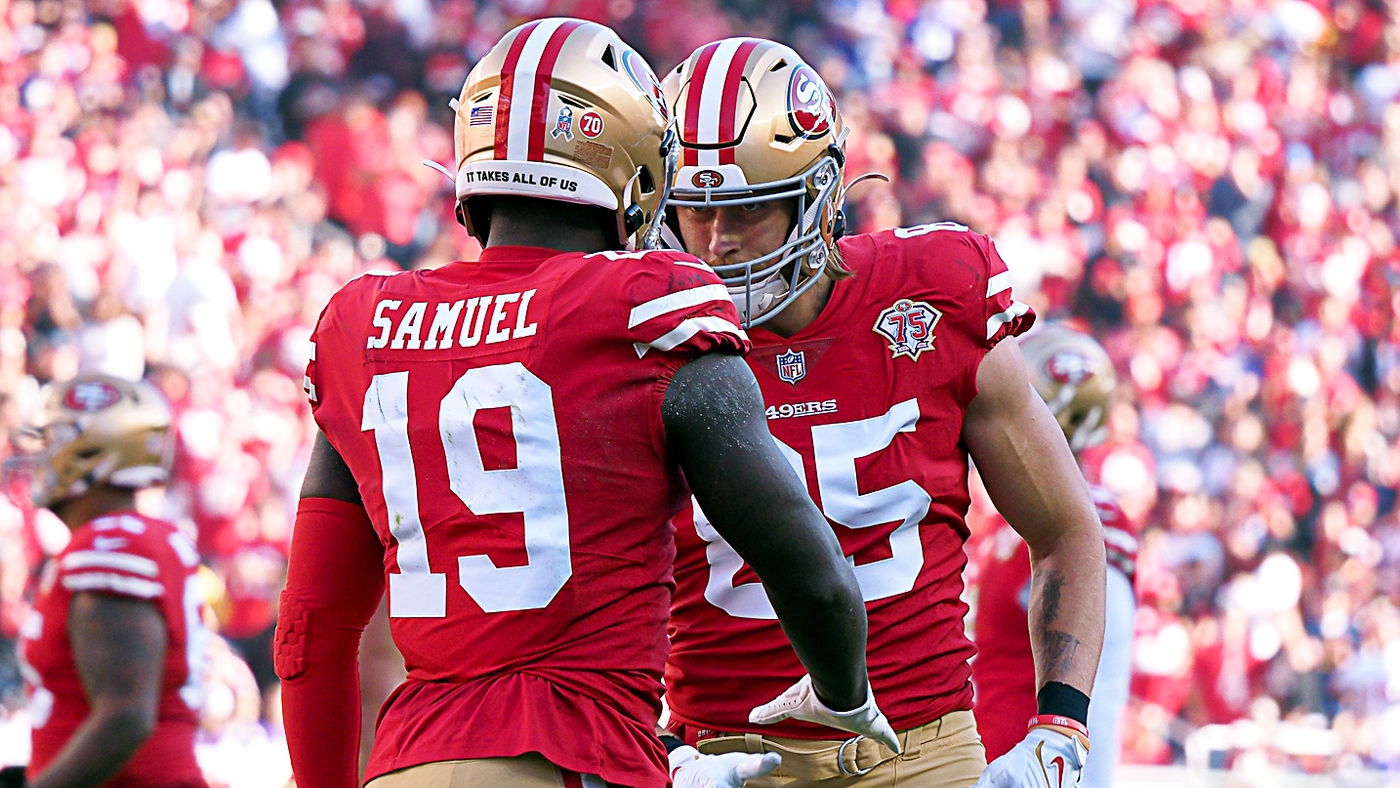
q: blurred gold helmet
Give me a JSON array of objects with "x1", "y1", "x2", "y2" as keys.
[
  {"x1": 451, "y1": 18, "x2": 676, "y2": 249},
  {"x1": 661, "y1": 38, "x2": 848, "y2": 326},
  {"x1": 5, "y1": 375, "x2": 174, "y2": 508},
  {"x1": 1019, "y1": 325, "x2": 1117, "y2": 452}
]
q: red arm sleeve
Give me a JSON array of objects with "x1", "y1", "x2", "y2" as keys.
[{"x1": 274, "y1": 497, "x2": 386, "y2": 788}]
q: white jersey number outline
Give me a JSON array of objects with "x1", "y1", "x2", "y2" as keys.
[
  {"x1": 694, "y1": 398, "x2": 932, "y2": 619},
  {"x1": 363, "y1": 363, "x2": 571, "y2": 617}
]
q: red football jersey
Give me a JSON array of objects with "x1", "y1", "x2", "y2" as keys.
[
  {"x1": 304, "y1": 245, "x2": 749, "y2": 787},
  {"x1": 21, "y1": 512, "x2": 207, "y2": 787},
  {"x1": 666, "y1": 223, "x2": 1035, "y2": 740},
  {"x1": 969, "y1": 485, "x2": 1136, "y2": 760}
]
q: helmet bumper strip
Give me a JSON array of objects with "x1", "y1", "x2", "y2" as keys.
[{"x1": 670, "y1": 155, "x2": 842, "y2": 326}]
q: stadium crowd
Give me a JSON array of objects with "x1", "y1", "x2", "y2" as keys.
[{"x1": 0, "y1": 0, "x2": 1397, "y2": 781}]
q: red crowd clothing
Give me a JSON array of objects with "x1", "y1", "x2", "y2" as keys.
[
  {"x1": 21, "y1": 512, "x2": 207, "y2": 788},
  {"x1": 666, "y1": 224, "x2": 1035, "y2": 741},
  {"x1": 302, "y1": 246, "x2": 749, "y2": 788}
]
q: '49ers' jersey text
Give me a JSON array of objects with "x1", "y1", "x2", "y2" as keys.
[
  {"x1": 305, "y1": 246, "x2": 748, "y2": 788},
  {"x1": 667, "y1": 223, "x2": 1035, "y2": 741}
]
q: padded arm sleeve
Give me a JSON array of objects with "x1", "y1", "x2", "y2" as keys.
[{"x1": 275, "y1": 497, "x2": 386, "y2": 788}]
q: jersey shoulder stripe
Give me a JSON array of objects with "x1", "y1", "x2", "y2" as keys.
[
  {"x1": 61, "y1": 571, "x2": 165, "y2": 599},
  {"x1": 60, "y1": 550, "x2": 159, "y2": 578},
  {"x1": 634, "y1": 315, "x2": 747, "y2": 358},
  {"x1": 628, "y1": 283, "x2": 732, "y2": 328}
]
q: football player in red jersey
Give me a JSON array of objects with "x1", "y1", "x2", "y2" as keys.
[
  {"x1": 276, "y1": 19, "x2": 898, "y2": 788},
  {"x1": 971, "y1": 326, "x2": 1136, "y2": 788},
  {"x1": 658, "y1": 39, "x2": 1107, "y2": 788},
  {"x1": 3, "y1": 375, "x2": 208, "y2": 788}
]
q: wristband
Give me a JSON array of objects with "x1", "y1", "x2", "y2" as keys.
[
  {"x1": 1027, "y1": 714, "x2": 1088, "y2": 738},
  {"x1": 1036, "y1": 681, "x2": 1089, "y2": 725},
  {"x1": 1028, "y1": 714, "x2": 1091, "y2": 752}
]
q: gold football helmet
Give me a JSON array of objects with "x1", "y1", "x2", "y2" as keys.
[
  {"x1": 1019, "y1": 325, "x2": 1117, "y2": 452},
  {"x1": 5, "y1": 375, "x2": 174, "y2": 508},
  {"x1": 450, "y1": 18, "x2": 676, "y2": 249},
  {"x1": 662, "y1": 38, "x2": 847, "y2": 326}
]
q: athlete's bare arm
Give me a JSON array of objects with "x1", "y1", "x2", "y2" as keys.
[
  {"x1": 301, "y1": 431, "x2": 363, "y2": 504},
  {"x1": 962, "y1": 338, "x2": 1106, "y2": 695},
  {"x1": 663, "y1": 353, "x2": 869, "y2": 712},
  {"x1": 30, "y1": 594, "x2": 167, "y2": 788}
]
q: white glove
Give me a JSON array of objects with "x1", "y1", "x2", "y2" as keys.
[
  {"x1": 748, "y1": 674, "x2": 902, "y2": 754},
  {"x1": 973, "y1": 726, "x2": 1088, "y2": 788},
  {"x1": 668, "y1": 745, "x2": 781, "y2": 788}
]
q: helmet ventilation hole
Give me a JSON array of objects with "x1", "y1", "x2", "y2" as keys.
[
  {"x1": 602, "y1": 45, "x2": 618, "y2": 70},
  {"x1": 638, "y1": 166, "x2": 656, "y2": 194},
  {"x1": 769, "y1": 59, "x2": 787, "y2": 72}
]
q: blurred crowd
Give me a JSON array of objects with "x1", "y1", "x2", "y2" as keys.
[{"x1": 0, "y1": 0, "x2": 1397, "y2": 781}]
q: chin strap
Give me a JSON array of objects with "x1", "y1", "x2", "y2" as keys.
[
  {"x1": 641, "y1": 126, "x2": 681, "y2": 250},
  {"x1": 423, "y1": 159, "x2": 456, "y2": 183},
  {"x1": 839, "y1": 171, "x2": 890, "y2": 201}
]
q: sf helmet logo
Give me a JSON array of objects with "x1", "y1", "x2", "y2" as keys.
[
  {"x1": 691, "y1": 170, "x2": 724, "y2": 189},
  {"x1": 63, "y1": 381, "x2": 121, "y2": 412},
  {"x1": 1046, "y1": 351, "x2": 1093, "y2": 385},
  {"x1": 622, "y1": 48, "x2": 668, "y2": 121},
  {"x1": 787, "y1": 65, "x2": 835, "y2": 139}
]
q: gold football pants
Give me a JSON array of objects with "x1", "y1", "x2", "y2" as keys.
[{"x1": 695, "y1": 709, "x2": 986, "y2": 788}]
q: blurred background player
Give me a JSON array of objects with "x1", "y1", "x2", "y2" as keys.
[
  {"x1": 276, "y1": 19, "x2": 897, "y2": 788},
  {"x1": 970, "y1": 325, "x2": 1136, "y2": 788},
  {"x1": 659, "y1": 38, "x2": 1104, "y2": 788},
  {"x1": 4, "y1": 375, "x2": 208, "y2": 788}
]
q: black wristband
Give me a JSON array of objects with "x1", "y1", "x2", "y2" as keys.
[
  {"x1": 658, "y1": 733, "x2": 687, "y2": 754},
  {"x1": 1036, "y1": 681, "x2": 1090, "y2": 726}
]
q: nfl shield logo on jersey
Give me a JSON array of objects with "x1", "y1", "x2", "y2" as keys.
[
  {"x1": 873, "y1": 299, "x2": 942, "y2": 361},
  {"x1": 776, "y1": 349, "x2": 806, "y2": 384}
]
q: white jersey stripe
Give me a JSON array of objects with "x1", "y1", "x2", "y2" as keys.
[
  {"x1": 62, "y1": 572, "x2": 164, "y2": 599},
  {"x1": 505, "y1": 18, "x2": 568, "y2": 160},
  {"x1": 627, "y1": 284, "x2": 732, "y2": 328},
  {"x1": 61, "y1": 550, "x2": 159, "y2": 577},
  {"x1": 633, "y1": 316, "x2": 748, "y2": 357},
  {"x1": 985, "y1": 300, "x2": 1030, "y2": 340},
  {"x1": 695, "y1": 38, "x2": 742, "y2": 167},
  {"x1": 1103, "y1": 527, "x2": 1139, "y2": 553},
  {"x1": 986, "y1": 271, "x2": 1012, "y2": 297}
]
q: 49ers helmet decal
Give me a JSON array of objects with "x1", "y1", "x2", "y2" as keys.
[
  {"x1": 663, "y1": 38, "x2": 847, "y2": 327},
  {"x1": 1019, "y1": 325, "x2": 1118, "y2": 452},
  {"x1": 452, "y1": 18, "x2": 677, "y2": 249},
  {"x1": 4, "y1": 375, "x2": 174, "y2": 508}
]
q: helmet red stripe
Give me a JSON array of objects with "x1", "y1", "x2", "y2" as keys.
[
  {"x1": 495, "y1": 20, "x2": 541, "y2": 160},
  {"x1": 682, "y1": 43, "x2": 720, "y2": 167},
  {"x1": 717, "y1": 39, "x2": 759, "y2": 165},
  {"x1": 527, "y1": 19, "x2": 585, "y2": 162}
]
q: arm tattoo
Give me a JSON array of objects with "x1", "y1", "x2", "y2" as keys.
[
  {"x1": 1035, "y1": 570, "x2": 1081, "y2": 678},
  {"x1": 1039, "y1": 629, "x2": 1082, "y2": 677},
  {"x1": 1039, "y1": 569, "x2": 1065, "y2": 624}
]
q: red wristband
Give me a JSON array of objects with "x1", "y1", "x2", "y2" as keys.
[{"x1": 1028, "y1": 714, "x2": 1089, "y2": 739}]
